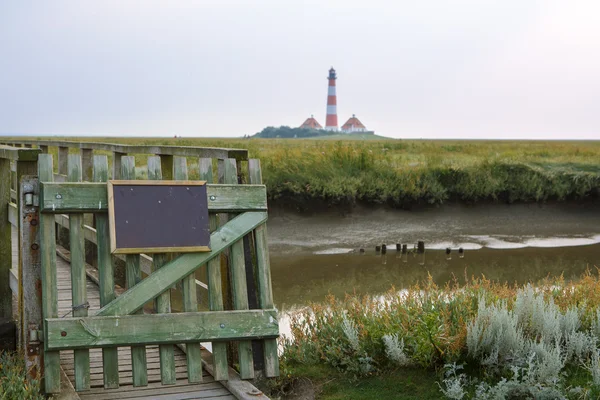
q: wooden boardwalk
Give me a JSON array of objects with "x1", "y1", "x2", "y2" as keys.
[{"x1": 12, "y1": 229, "x2": 236, "y2": 400}]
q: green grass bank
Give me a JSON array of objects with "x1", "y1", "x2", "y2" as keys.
[{"x1": 4, "y1": 137, "x2": 600, "y2": 209}]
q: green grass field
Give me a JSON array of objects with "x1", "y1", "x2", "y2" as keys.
[{"x1": 6, "y1": 136, "x2": 600, "y2": 209}]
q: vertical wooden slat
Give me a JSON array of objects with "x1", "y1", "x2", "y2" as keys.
[
  {"x1": 249, "y1": 159, "x2": 280, "y2": 377},
  {"x1": 148, "y1": 156, "x2": 176, "y2": 385},
  {"x1": 174, "y1": 157, "x2": 203, "y2": 383},
  {"x1": 39, "y1": 155, "x2": 61, "y2": 393},
  {"x1": 0, "y1": 157, "x2": 10, "y2": 319},
  {"x1": 81, "y1": 149, "x2": 93, "y2": 182},
  {"x1": 58, "y1": 146, "x2": 68, "y2": 176},
  {"x1": 224, "y1": 159, "x2": 254, "y2": 379},
  {"x1": 199, "y1": 158, "x2": 228, "y2": 381},
  {"x1": 121, "y1": 156, "x2": 148, "y2": 387},
  {"x1": 160, "y1": 154, "x2": 174, "y2": 180},
  {"x1": 68, "y1": 154, "x2": 90, "y2": 391},
  {"x1": 93, "y1": 155, "x2": 119, "y2": 389},
  {"x1": 112, "y1": 152, "x2": 125, "y2": 180}
]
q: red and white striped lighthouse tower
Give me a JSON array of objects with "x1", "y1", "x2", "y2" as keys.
[{"x1": 325, "y1": 67, "x2": 338, "y2": 131}]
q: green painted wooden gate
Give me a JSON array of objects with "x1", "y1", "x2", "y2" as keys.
[{"x1": 37, "y1": 153, "x2": 279, "y2": 393}]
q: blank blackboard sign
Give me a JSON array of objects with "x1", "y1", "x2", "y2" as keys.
[{"x1": 108, "y1": 180, "x2": 211, "y2": 254}]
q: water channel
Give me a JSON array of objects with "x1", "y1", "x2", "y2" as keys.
[{"x1": 267, "y1": 202, "x2": 600, "y2": 310}]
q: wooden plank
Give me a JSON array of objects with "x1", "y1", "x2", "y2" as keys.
[
  {"x1": 81, "y1": 149, "x2": 93, "y2": 182},
  {"x1": 0, "y1": 158, "x2": 11, "y2": 318},
  {"x1": 249, "y1": 159, "x2": 280, "y2": 377},
  {"x1": 0, "y1": 145, "x2": 40, "y2": 161},
  {"x1": 225, "y1": 159, "x2": 254, "y2": 379},
  {"x1": 175, "y1": 156, "x2": 203, "y2": 383},
  {"x1": 8, "y1": 202, "x2": 17, "y2": 227},
  {"x1": 38, "y1": 159, "x2": 61, "y2": 394},
  {"x1": 0, "y1": 139, "x2": 248, "y2": 161},
  {"x1": 112, "y1": 151, "x2": 125, "y2": 180},
  {"x1": 40, "y1": 183, "x2": 267, "y2": 213},
  {"x1": 95, "y1": 212, "x2": 268, "y2": 317},
  {"x1": 121, "y1": 155, "x2": 148, "y2": 387},
  {"x1": 200, "y1": 158, "x2": 228, "y2": 382},
  {"x1": 93, "y1": 155, "x2": 119, "y2": 389},
  {"x1": 58, "y1": 146, "x2": 68, "y2": 175},
  {"x1": 45, "y1": 309, "x2": 279, "y2": 349},
  {"x1": 68, "y1": 154, "x2": 90, "y2": 391},
  {"x1": 148, "y1": 156, "x2": 176, "y2": 385}
]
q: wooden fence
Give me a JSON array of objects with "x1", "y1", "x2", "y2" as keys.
[{"x1": 0, "y1": 140, "x2": 279, "y2": 395}]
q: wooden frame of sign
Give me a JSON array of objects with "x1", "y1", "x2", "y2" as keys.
[{"x1": 108, "y1": 180, "x2": 211, "y2": 254}]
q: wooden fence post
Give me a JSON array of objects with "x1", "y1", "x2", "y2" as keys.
[
  {"x1": 17, "y1": 163, "x2": 43, "y2": 381},
  {"x1": 0, "y1": 156, "x2": 11, "y2": 320},
  {"x1": 38, "y1": 154, "x2": 61, "y2": 394}
]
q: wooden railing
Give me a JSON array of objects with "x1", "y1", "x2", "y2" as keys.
[
  {"x1": 1, "y1": 139, "x2": 250, "y2": 302},
  {"x1": 1, "y1": 141, "x2": 279, "y2": 395}
]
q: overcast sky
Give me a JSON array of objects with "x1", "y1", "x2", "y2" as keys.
[{"x1": 1, "y1": 1, "x2": 599, "y2": 139}]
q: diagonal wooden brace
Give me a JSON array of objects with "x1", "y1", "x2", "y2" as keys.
[{"x1": 95, "y1": 211, "x2": 268, "y2": 317}]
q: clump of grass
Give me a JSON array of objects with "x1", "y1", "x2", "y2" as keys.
[{"x1": 0, "y1": 351, "x2": 44, "y2": 400}]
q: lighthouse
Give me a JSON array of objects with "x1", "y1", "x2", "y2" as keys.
[{"x1": 325, "y1": 67, "x2": 338, "y2": 131}]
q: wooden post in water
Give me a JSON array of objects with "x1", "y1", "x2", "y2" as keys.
[
  {"x1": 402, "y1": 244, "x2": 408, "y2": 263},
  {"x1": 418, "y1": 241, "x2": 425, "y2": 265}
]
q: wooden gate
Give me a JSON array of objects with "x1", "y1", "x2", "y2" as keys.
[{"x1": 33, "y1": 152, "x2": 279, "y2": 393}]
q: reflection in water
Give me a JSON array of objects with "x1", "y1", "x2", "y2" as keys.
[{"x1": 270, "y1": 244, "x2": 600, "y2": 309}]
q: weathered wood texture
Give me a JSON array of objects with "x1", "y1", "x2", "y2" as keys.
[
  {"x1": 40, "y1": 182, "x2": 267, "y2": 213},
  {"x1": 174, "y1": 157, "x2": 203, "y2": 383},
  {"x1": 0, "y1": 157, "x2": 10, "y2": 318},
  {"x1": 67, "y1": 154, "x2": 91, "y2": 391},
  {"x1": 0, "y1": 139, "x2": 248, "y2": 161},
  {"x1": 46, "y1": 310, "x2": 279, "y2": 349},
  {"x1": 45, "y1": 241, "x2": 237, "y2": 399},
  {"x1": 224, "y1": 159, "x2": 254, "y2": 379},
  {"x1": 96, "y1": 212, "x2": 268, "y2": 317},
  {"x1": 147, "y1": 156, "x2": 176, "y2": 385},
  {"x1": 200, "y1": 158, "x2": 229, "y2": 382},
  {"x1": 121, "y1": 156, "x2": 148, "y2": 387},
  {"x1": 93, "y1": 155, "x2": 119, "y2": 389},
  {"x1": 249, "y1": 159, "x2": 280, "y2": 377},
  {"x1": 38, "y1": 154, "x2": 61, "y2": 393}
]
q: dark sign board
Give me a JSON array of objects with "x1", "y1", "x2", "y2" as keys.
[{"x1": 108, "y1": 180, "x2": 211, "y2": 254}]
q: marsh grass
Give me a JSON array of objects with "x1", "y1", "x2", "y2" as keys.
[
  {"x1": 0, "y1": 351, "x2": 44, "y2": 400},
  {"x1": 12, "y1": 136, "x2": 600, "y2": 208}
]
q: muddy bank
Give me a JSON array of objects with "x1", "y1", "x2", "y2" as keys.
[{"x1": 267, "y1": 202, "x2": 600, "y2": 255}]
